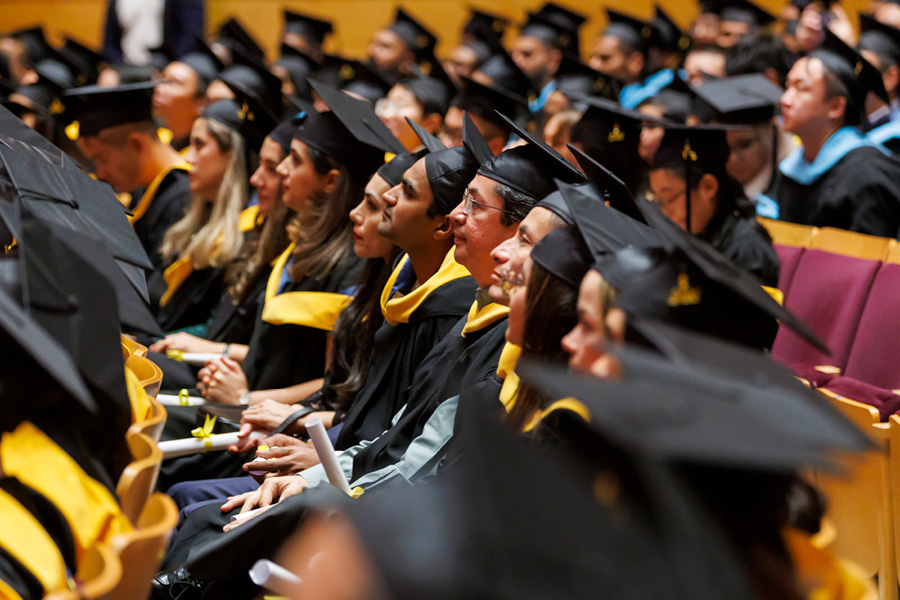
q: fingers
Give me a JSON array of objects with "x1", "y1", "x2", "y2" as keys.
[
  {"x1": 256, "y1": 481, "x2": 277, "y2": 508},
  {"x1": 220, "y1": 491, "x2": 254, "y2": 512}
]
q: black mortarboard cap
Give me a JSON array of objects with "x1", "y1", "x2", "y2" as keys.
[
  {"x1": 651, "y1": 123, "x2": 734, "y2": 174},
  {"x1": 603, "y1": 9, "x2": 655, "y2": 52},
  {"x1": 269, "y1": 114, "x2": 304, "y2": 153},
  {"x1": 530, "y1": 224, "x2": 593, "y2": 287},
  {"x1": 389, "y1": 8, "x2": 437, "y2": 58},
  {"x1": 461, "y1": 111, "x2": 494, "y2": 166},
  {"x1": 0, "y1": 284, "x2": 95, "y2": 415},
  {"x1": 217, "y1": 17, "x2": 265, "y2": 61},
  {"x1": 62, "y1": 81, "x2": 156, "y2": 138},
  {"x1": 692, "y1": 74, "x2": 783, "y2": 125},
  {"x1": 567, "y1": 144, "x2": 647, "y2": 224},
  {"x1": 520, "y1": 2, "x2": 587, "y2": 54},
  {"x1": 631, "y1": 198, "x2": 828, "y2": 352},
  {"x1": 859, "y1": 13, "x2": 900, "y2": 66},
  {"x1": 276, "y1": 44, "x2": 320, "y2": 101},
  {"x1": 623, "y1": 319, "x2": 874, "y2": 452},
  {"x1": 178, "y1": 37, "x2": 225, "y2": 91},
  {"x1": 555, "y1": 55, "x2": 622, "y2": 102},
  {"x1": 60, "y1": 37, "x2": 106, "y2": 81},
  {"x1": 556, "y1": 179, "x2": 663, "y2": 254},
  {"x1": 475, "y1": 111, "x2": 586, "y2": 199},
  {"x1": 283, "y1": 10, "x2": 333, "y2": 46},
  {"x1": 813, "y1": 27, "x2": 889, "y2": 107},
  {"x1": 718, "y1": 0, "x2": 777, "y2": 27},
  {"x1": 452, "y1": 75, "x2": 528, "y2": 130},
  {"x1": 463, "y1": 9, "x2": 511, "y2": 41},
  {"x1": 299, "y1": 80, "x2": 404, "y2": 183},
  {"x1": 400, "y1": 75, "x2": 452, "y2": 117},
  {"x1": 220, "y1": 45, "x2": 284, "y2": 112},
  {"x1": 568, "y1": 93, "x2": 660, "y2": 195},
  {"x1": 7, "y1": 70, "x2": 67, "y2": 117},
  {"x1": 407, "y1": 118, "x2": 480, "y2": 214},
  {"x1": 202, "y1": 95, "x2": 274, "y2": 154},
  {"x1": 474, "y1": 46, "x2": 535, "y2": 103},
  {"x1": 376, "y1": 148, "x2": 429, "y2": 187},
  {"x1": 652, "y1": 6, "x2": 692, "y2": 53},
  {"x1": 338, "y1": 59, "x2": 394, "y2": 104},
  {"x1": 11, "y1": 26, "x2": 49, "y2": 66},
  {"x1": 524, "y1": 361, "x2": 835, "y2": 472},
  {"x1": 346, "y1": 395, "x2": 757, "y2": 600}
]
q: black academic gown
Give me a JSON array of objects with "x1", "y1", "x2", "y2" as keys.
[
  {"x1": 772, "y1": 129, "x2": 900, "y2": 238},
  {"x1": 701, "y1": 208, "x2": 780, "y2": 288},
  {"x1": 241, "y1": 243, "x2": 364, "y2": 392},
  {"x1": 149, "y1": 264, "x2": 225, "y2": 333},
  {"x1": 336, "y1": 256, "x2": 476, "y2": 450},
  {"x1": 130, "y1": 167, "x2": 191, "y2": 271},
  {"x1": 163, "y1": 308, "x2": 509, "y2": 584}
]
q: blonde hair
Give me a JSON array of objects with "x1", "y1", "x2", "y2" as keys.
[{"x1": 160, "y1": 118, "x2": 247, "y2": 269}]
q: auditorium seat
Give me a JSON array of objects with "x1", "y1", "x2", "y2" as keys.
[
  {"x1": 116, "y1": 432, "x2": 163, "y2": 524},
  {"x1": 129, "y1": 395, "x2": 167, "y2": 443},
  {"x1": 772, "y1": 228, "x2": 889, "y2": 372},
  {"x1": 125, "y1": 354, "x2": 163, "y2": 399},
  {"x1": 814, "y1": 391, "x2": 895, "y2": 599},
  {"x1": 120, "y1": 336, "x2": 147, "y2": 358},
  {"x1": 45, "y1": 544, "x2": 122, "y2": 600},
  {"x1": 757, "y1": 217, "x2": 818, "y2": 292}
]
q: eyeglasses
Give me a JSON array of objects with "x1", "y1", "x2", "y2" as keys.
[
  {"x1": 462, "y1": 189, "x2": 516, "y2": 216},
  {"x1": 646, "y1": 188, "x2": 686, "y2": 209}
]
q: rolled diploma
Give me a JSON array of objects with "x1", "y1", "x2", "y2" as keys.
[
  {"x1": 157, "y1": 393, "x2": 205, "y2": 406},
  {"x1": 180, "y1": 353, "x2": 224, "y2": 365},
  {"x1": 230, "y1": 506, "x2": 266, "y2": 522},
  {"x1": 158, "y1": 430, "x2": 266, "y2": 459},
  {"x1": 305, "y1": 419, "x2": 352, "y2": 495},
  {"x1": 249, "y1": 559, "x2": 301, "y2": 594}
]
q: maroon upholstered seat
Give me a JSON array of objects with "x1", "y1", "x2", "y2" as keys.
[
  {"x1": 841, "y1": 263, "x2": 900, "y2": 390},
  {"x1": 774, "y1": 243, "x2": 805, "y2": 293},
  {"x1": 772, "y1": 249, "x2": 881, "y2": 370},
  {"x1": 824, "y1": 376, "x2": 900, "y2": 422}
]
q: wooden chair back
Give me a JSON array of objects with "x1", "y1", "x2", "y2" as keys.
[
  {"x1": 810, "y1": 228, "x2": 892, "y2": 262},
  {"x1": 120, "y1": 336, "x2": 147, "y2": 357},
  {"x1": 116, "y1": 432, "x2": 163, "y2": 524},
  {"x1": 125, "y1": 354, "x2": 163, "y2": 399},
  {"x1": 128, "y1": 395, "x2": 167, "y2": 444}
]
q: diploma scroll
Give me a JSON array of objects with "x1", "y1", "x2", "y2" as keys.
[
  {"x1": 248, "y1": 559, "x2": 301, "y2": 595},
  {"x1": 158, "y1": 430, "x2": 266, "y2": 459},
  {"x1": 305, "y1": 419, "x2": 353, "y2": 495}
]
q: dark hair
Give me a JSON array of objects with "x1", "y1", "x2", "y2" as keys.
[
  {"x1": 494, "y1": 183, "x2": 538, "y2": 226},
  {"x1": 226, "y1": 199, "x2": 295, "y2": 300},
  {"x1": 508, "y1": 261, "x2": 579, "y2": 432},
  {"x1": 328, "y1": 247, "x2": 402, "y2": 408},
  {"x1": 684, "y1": 157, "x2": 755, "y2": 220},
  {"x1": 725, "y1": 34, "x2": 792, "y2": 87},
  {"x1": 809, "y1": 53, "x2": 861, "y2": 127},
  {"x1": 288, "y1": 144, "x2": 363, "y2": 281}
]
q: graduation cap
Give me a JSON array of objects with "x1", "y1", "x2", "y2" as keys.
[
  {"x1": 523, "y1": 361, "x2": 835, "y2": 472},
  {"x1": 6, "y1": 66, "x2": 69, "y2": 117},
  {"x1": 399, "y1": 74, "x2": 453, "y2": 117},
  {"x1": 376, "y1": 148, "x2": 429, "y2": 187},
  {"x1": 556, "y1": 178, "x2": 663, "y2": 253},
  {"x1": 463, "y1": 8, "x2": 511, "y2": 41},
  {"x1": 717, "y1": 0, "x2": 777, "y2": 27},
  {"x1": 216, "y1": 17, "x2": 265, "y2": 61},
  {"x1": 389, "y1": 8, "x2": 437, "y2": 58},
  {"x1": 343, "y1": 393, "x2": 756, "y2": 600},
  {"x1": 812, "y1": 27, "x2": 889, "y2": 111},
  {"x1": 859, "y1": 13, "x2": 900, "y2": 67},
  {"x1": 530, "y1": 224, "x2": 593, "y2": 287},
  {"x1": 568, "y1": 93, "x2": 660, "y2": 195},
  {"x1": 0, "y1": 284, "x2": 95, "y2": 417},
  {"x1": 520, "y1": 2, "x2": 587, "y2": 54},
  {"x1": 474, "y1": 111, "x2": 586, "y2": 200},
  {"x1": 219, "y1": 45, "x2": 284, "y2": 112},
  {"x1": 567, "y1": 144, "x2": 647, "y2": 224},
  {"x1": 555, "y1": 55, "x2": 622, "y2": 103},
  {"x1": 0, "y1": 107, "x2": 154, "y2": 296},
  {"x1": 62, "y1": 81, "x2": 156, "y2": 138},
  {"x1": 299, "y1": 80, "x2": 404, "y2": 183},
  {"x1": 626, "y1": 197, "x2": 828, "y2": 352},
  {"x1": 268, "y1": 114, "x2": 304, "y2": 154},
  {"x1": 176, "y1": 37, "x2": 225, "y2": 91},
  {"x1": 202, "y1": 97, "x2": 273, "y2": 156},
  {"x1": 60, "y1": 37, "x2": 106, "y2": 82},
  {"x1": 693, "y1": 74, "x2": 783, "y2": 125},
  {"x1": 603, "y1": 9, "x2": 656, "y2": 53},
  {"x1": 622, "y1": 319, "x2": 874, "y2": 452},
  {"x1": 473, "y1": 46, "x2": 535, "y2": 104},
  {"x1": 452, "y1": 74, "x2": 529, "y2": 130},
  {"x1": 652, "y1": 6, "x2": 692, "y2": 54},
  {"x1": 276, "y1": 44, "x2": 320, "y2": 102},
  {"x1": 282, "y1": 9, "x2": 333, "y2": 47},
  {"x1": 337, "y1": 58, "x2": 394, "y2": 104},
  {"x1": 408, "y1": 117, "x2": 480, "y2": 214},
  {"x1": 10, "y1": 26, "x2": 49, "y2": 66}
]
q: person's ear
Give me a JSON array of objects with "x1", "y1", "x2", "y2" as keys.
[
  {"x1": 321, "y1": 168, "x2": 341, "y2": 195},
  {"x1": 825, "y1": 95, "x2": 848, "y2": 121},
  {"x1": 626, "y1": 51, "x2": 645, "y2": 80},
  {"x1": 127, "y1": 131, "x2": 145, "y2": 154},
  {"x1": 433, "y1": 214, "x2": 454, "y2": 240},
  {"x1": 698, "y1": 172, "x2": 719, "y2": 203},
  {"x1": 421, "y1": 112, "x2": 442, "y2": 134},
  {"x1": 605, "y1": 307, "x2": 627, "y2": 344},
  {"x1": 884, "y1": 64, "x2": 900, "y2": 96},
  {"x1": 547, "y1": 48, "x2": 563, "y2": 75}
]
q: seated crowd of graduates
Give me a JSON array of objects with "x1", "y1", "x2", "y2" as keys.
[{"x1": 3, "y1": 0, "x2": 900, "y2": 598}]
